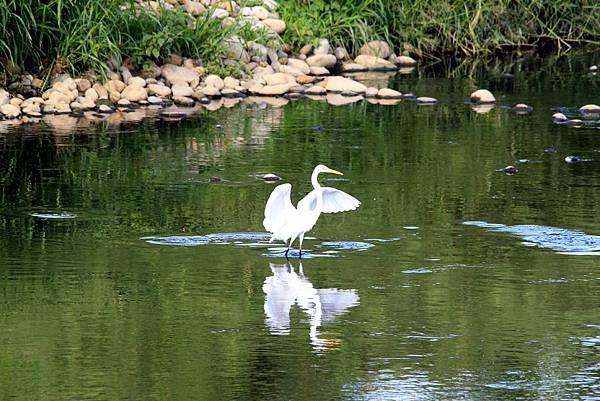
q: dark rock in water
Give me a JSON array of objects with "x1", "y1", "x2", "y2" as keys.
[
  {"x1": 496, "y1": 165, "x2": 518, "y2": 175},
  {"x1": 209, "y1": 176, "x2": 224, "y2": 182},
  {"x1": 199, "y1": 97, "x2": 211, "y2": 105},
  {"x1": 312, "y1": 125, "x2": 323, "y2": 132},
  {"x1": 565, "y1": 119, "x2": 583, "y2": 127},
  {"x1": 552, "y1": 112, "x2": 568, "y2": 123},
  {"x1": 564, "y1": 155, "x2": 581, "y2": 163},
  {"x1": 214, "y1": 124, "x2": 223, "y2": 129},
  {"x1": 544, "y1": 147, "x2": 558, "y2": 154},
  {"x1": 284, "y1": 92, "x2": 305, "y2": 100},
  {"x1": 511, "y1": 103, "x2": 533, "y2": 114},
  {"x1": 261, "y1": 173, "x2": 281, "y2": 182},
  {"x1": 401, "y1": 92, "x2": 416, "y2": 100}
]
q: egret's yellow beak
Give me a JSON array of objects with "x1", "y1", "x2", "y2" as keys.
[{"x1": 323, "y1": 167, "x2": 343, "y2": 175}]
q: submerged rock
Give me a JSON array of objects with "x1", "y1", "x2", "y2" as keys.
[
  {"x1": 564, "y1": 155, "x2": 581, "y2": 163},
  {"x1": 496, "y1": 165, "x2": 518, "y2": 175},
  {"x1": 416, "y1": 96, "x2": 437, "y2": 105},
  {"x1": 552, "y1": 112, "x2": 568, "y2": 123},
  {"x1": 579, "y1": 104, "x2": 600, "y2": 114},
  {"x1": 511, "y1": 103, "x2": 533, "y2": 114},
  {"x1": 470, "y1": 89, "x2": 495, "y2": 104},
  {"x1": 261, "y1": 173, "x2": 281, "y2": 182}
]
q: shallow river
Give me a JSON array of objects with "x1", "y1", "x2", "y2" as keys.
[{"x1": 1, "y1": 53, "x2": 600, "y2": 400}]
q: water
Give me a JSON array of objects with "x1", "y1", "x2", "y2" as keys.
[{"x1": 1, "y1": 53, "x2": 600, "y2": 400}]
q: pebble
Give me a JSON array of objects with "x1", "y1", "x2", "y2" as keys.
[
  {"x1": 416, "y1": 97, "x2": 438, "y2": 105},
  {"x1": 497, "y1": 165, "x2": 519, "y2": 175},
  {"x1": 564, "y1": 155, "x2": 581, "y2": 163}
]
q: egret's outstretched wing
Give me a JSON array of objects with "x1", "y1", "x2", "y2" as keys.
[
  {"x1": 298, "y1": 187, "x2": 361, "y2": 214},
  {"x1": 263, "y1": 183, "x2": 296, "y2": 233}
]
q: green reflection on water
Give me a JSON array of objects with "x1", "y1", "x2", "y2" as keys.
[{"x1": 1, "y1": 54, "x2": 600, "y2": 400}]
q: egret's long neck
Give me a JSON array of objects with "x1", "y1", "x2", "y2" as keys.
[{"x1": 311, "y1": 169, "x2": 321, "y2": 189}]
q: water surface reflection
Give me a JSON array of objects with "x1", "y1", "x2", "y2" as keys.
[{"x1": 263, "y1": 261, "x2": 359, "y2": 352}]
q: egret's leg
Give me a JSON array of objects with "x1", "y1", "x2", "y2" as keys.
[
  {"x1": 285, "y1": 236, "x2": 297, "y2": 258},
  {"x1": 298, "y1": 234, "x2": 305, "y2": 258}
]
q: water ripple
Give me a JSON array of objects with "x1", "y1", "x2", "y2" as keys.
[{"x1": 464, "y1": 221, "x2": 600, "y2": 255}]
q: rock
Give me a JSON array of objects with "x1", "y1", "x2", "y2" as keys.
[
  {"x1": 92, "y1": 83, "x2": 109, "y2": 99},
  {"x1": 355, "y1": 55, "x2": 396, "y2": 70},
  {"x1": 579, "y1": 104, "x2": 600, "y2": 114},
  {"x1": 306, "y1": 54, "x2": 337, "y2": 69},
  {"x1": 252, "y1": 5, "x2": 269, "y2": 19},
  {"x1": 160, "y1": 64, "x2": 200, "y2": 85},
  {"x1": 287, "y1": 58, "x2": 310, "y2": 74},
  {"x1": 172, "y1": 83, "x2": 193, "y2": 98},
  {"x1": 107, "y1": 79, "x2": 126, "y2": 94},
  {"x1": 211, "y1": 8, "x2": 229, "y2": 19},
  {"x1": 47, "y1": 91, "x2": 72, "y2": 105},
  {"x1": 223, "y1": 77, "x2": 240, "y2": 89},
  {"x1": 185, "y1": 0, "x2": 206, "y2": 15},
  {"x1": 76, "y1": 78, "x2": 92, "y2": 93},
  {"x1": 334, "y1": 47, "x2": 349, "y2": 60},
  {"x1": 377, "y1": 88, "x2": 402, "y2": 99},
  {"x1": 300, "y1": 44, "x2": 313, "y2": 56},
  {"x1": 255, "y1": 83, "x2": 292, "y2": 96},
  {"x1": 0, "y1": 89, "x2": 10, "y2": 106},
  {"x1": 223, "y1": 36, "x2": 250, "y2": 63},
  {"x1": 396, "y1": 55, "x2": 417, "y2": 66},
  {"x1": 552, "y1": 112, "x2": 568, "y2": 122},
  {"x1": 128, "y1": 76, "x2": 146, "y2": 87},
  {"x1": 565, "y1": 155, "x2": 581, "y2": 163},
  {"x1": 31, "y1": 78, "x2": 44, "y2": 89},
  {"x1": 590, "y1": 65, "x2": 598, "y2": 72},
  {"x1": 265, "y1": 72, "x2": 295, "y2": 86},
  {"x1": 121, "y1": 84, "x2": 148, "y2": 102},
  {"x1": 305, "y1": 85, "x2": 327, "y2": 95},
  {"x1": 9, "y1": 98, "x2": 22, "y2": 107},
  {"x1": 167, "y1": 53, "x2": 184, "y2": 66},
  {"x1": 512, "y1": 103, "x2": 532, "y2": 114},
  {"x1": 22, "y1": 104, "x2": 42, "y2": 117},
  {"x1": 263, "y1": 18, "x2": 285, "y2": 33},
  {"x1": 297, "y1": 75, "x2": 316, "y2": 85},
  {"x1": 97, "y1": 104, "x2": 114, "y2": 113},
  {"x1": 263, "y1": 0, "x2": 278, "y2": 10},
  {"x1": 21, "y1": 97, "x2": 44, "y2": 107},
  {"x1": 340, "y1": 63, "x2": 369, "y2": 73},
  {"x1": 277, "y1": 65, "x2": 305, "y2": 77},
  {"x1": 117, "y1": 99, "x2": 132, "y2": 107},
  {"x1": 470, "y1": 89, "x2": 495, "y2": 104},
  {"x1": 0, "y1": 104, "x2": 21, "y2": 118},
  {"x1": 44, "y1": 103, "x2": 71, "y2": 114},
  {"x1": 201, "y1": 86, "x2": 221, "y2": 97},
  {"x1": 221, "y1": 88, "x2": 244, "y2": 98},
  {"x1": 261, "y1": 173, "x2": 281, "y2": 181},
  {"x1": 74, "y1": 96, "x2": 96, "y2": 110},
  {"x1": 314, "y1": 39, "x2": 331, "y2": 55},
  {"x1": 309, "y1": 66, "x2": 329, "y2": 76},
  {"x1": 496, "y1": 165, "x2": 518, "y2": 175},
  {"x1": 360, "y1": 40, "x2": 391, "y2": 58},
  {"x1": 416, "y1": 96, "x2": 438, "y2": 105},
  {"x1": 147, "y1": 83, "x2": 172, "y2": 97},
  {"x1": 323, "y1": 76, "x2": 367, "y2": 94},
  {"x1": 205, "y1": 75, "x2": 225, "y2": 90},
  {"x1": 173, "y1": 96, "x2": 195, "y2": 106},
  {"x1": 84, "y1": 88, "x2": 99, "y2": 102},
  {"x1": 365, "y1": 87, "x2": 378, "y2": 98}
]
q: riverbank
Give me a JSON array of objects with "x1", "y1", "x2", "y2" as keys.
[{"x1": 0, "y1": 0, "x2": 598, "y2": 122}]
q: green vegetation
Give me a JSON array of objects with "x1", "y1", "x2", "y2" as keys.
[
  {"x1": 0, "y1": 0, "x2": 264, "y2": 80},
  {"x1": 280, "y1": 0, "x2": 600, "y2": 58},
  {"x1": 0, "y1": 0, "x2": 598, "y2": 80}
]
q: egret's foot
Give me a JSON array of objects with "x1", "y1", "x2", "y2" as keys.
[
  {"x1": 298, "y1": 250, "x2": 303, "y2": 259},
  {"x1": 285, "y1": 248, "x2": 290, "y2": 258}
]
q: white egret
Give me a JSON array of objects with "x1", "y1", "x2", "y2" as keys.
[{"x1": 263, "y1": 164, "x2": 361, "y2": 257}]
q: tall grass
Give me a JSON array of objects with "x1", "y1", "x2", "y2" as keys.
[
  {"x1": 279, "y1": 0, "x2": 600, "y2": 58},
  {"x1": 0, "y1": 0, "x2": 254, "y2": 80}
]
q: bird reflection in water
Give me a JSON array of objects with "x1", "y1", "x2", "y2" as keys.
[{"x1": 262, "y1": 261, "x2": 360, "y2": 351}]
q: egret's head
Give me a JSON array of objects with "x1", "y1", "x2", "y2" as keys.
[{"x1": 315, "y1": 164, "x2": 343, "y2": 176}]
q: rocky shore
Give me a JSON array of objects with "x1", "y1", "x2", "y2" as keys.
[{"x1": 1, "y1": 0, "x2": 598, "y2": 127}]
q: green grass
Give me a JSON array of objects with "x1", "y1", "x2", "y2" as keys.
[
  {"x1": 279, "y1": 0, "x2": 600, "y2": 58},
  {"x1": 0, "y1": 0, "x2": 270, "y2": 82}
]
